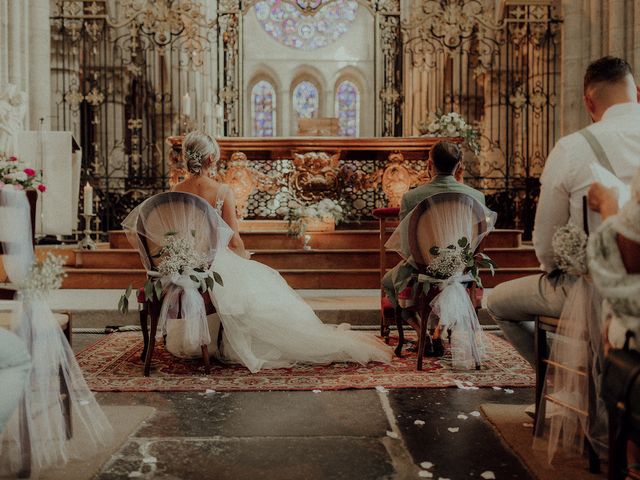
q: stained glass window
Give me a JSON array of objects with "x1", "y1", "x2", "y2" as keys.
[
  {"x1": 251, "y1": 80, "x2": 276, "y2": 137},
  {"x1": 254, "y1": 0, "x2": 358, "y2": 51},
  {"x1": 335, "y1": 80, "x2": 359, "y2": 137},
  {"x1": 292, "y1": 81, "x2": 319, "y2": 119}
]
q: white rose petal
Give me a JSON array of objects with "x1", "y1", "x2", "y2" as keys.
[
  {"x1": 312, "y1": 389, "x2": 322, "y2": 393},
  {"x1": 457, "y1": 414, "x2": 468, "y2": 420},
  {"x1": 375, "y1": 386, "x2": 389, "y2": 393},
  {"x1": 480, "y1": 471, "x2": 496, "y2": 479},
  {"x1": 420, "y1": 461, "x2": 434, "y2": 469},
  {"x1": 386, "y1": 430, "x2": 399, "y2": 439},
  {"x1": 492, "y1": 386, "x2": 502, "y2": 391},
  {"x1": 419, "y1": 471, "x2": 433, "y2": 478},
  {"x1": 414, "y1": 419, "x2": 426, "y2": 426},
  {"x1": 469, "y1": 411, "x2": 481, "y2": 417},
  {"x1": 504, "y1": 389, "x2": 514, "y2": 394},
  {"x1": 447, "y1": 427, "x2": 459, "y2": 433}
]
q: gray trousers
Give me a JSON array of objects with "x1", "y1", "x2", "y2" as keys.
[{"x1": 486, "y1": 274, "x2": 573, "y2": 367}]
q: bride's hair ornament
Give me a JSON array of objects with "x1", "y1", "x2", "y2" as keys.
[{"x1": 182, "y1": 130, "x2": 220, "y2": 175}]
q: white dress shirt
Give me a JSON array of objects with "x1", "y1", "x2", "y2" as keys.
[{"x1": 533, "y1": 102, "x2": 640, "y2": 271}]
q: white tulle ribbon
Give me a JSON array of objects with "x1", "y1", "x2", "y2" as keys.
[
  {"x1": 417, "y1": 273, "x2": 486, "y2": 369},
  {"x1": 151, "y1": 269, "x2": 212, "y2": 352}
]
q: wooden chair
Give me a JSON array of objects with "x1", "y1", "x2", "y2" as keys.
[
  {"x1": 396, "y1": 193, "x2": 487, "y2": 370},
  {"x1": 372, "y1": 207, "x2": 400, "y2": 343},
  {"x1": 0, "y1": 189, "x2": 72, "y2": 478},
  {"x1": 134, "y1": 192, "x2": 219, "y2": 377},
  {"x1": 534, "y1": 315, "x2": 601, "y2": 473}
]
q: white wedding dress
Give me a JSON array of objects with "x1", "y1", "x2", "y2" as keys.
[{"x1": 124, "y1": 190, "x2": 392, "y2": 373}]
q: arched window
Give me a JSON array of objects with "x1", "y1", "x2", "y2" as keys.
[
  {"x1": 292, "y1": 81, "x2": 319, "y2": 119},
  {"x1": 335, "y1": 80, "x2": 359, "y2": 137},
  {"x1": 251, "y1": 80, "x2": 276, "y2": 137}
]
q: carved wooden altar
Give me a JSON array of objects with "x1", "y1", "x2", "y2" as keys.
[{"x1": 167, "y1": 136, "x2": 447, "y2": 219}]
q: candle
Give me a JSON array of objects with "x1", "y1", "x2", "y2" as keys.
[
  {"x1": 183, "y1": 93, "x2": 192, "y2": 117},
  {"x1": 84, "y1": 182, "x2": 93, "y2": 215}
]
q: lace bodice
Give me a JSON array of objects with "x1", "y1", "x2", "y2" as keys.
[{"x1": 214, "y1": 185, "x2": 227, "y2": 213}]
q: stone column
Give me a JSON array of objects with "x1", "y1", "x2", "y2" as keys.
[{"x1": 28, "y1": 0, "x2": 51, "y2": 130}]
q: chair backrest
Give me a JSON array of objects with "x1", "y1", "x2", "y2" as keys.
[
  {"x1": 135, "y1": 191, "x2": 219, "y2": 271},
  {"x1": 408, "y1": 192, "x2": 488, "y2": 269}
]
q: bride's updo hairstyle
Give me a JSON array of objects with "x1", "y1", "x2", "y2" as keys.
[{"x1": 182, "y1": 130, "x2": 220, "y2": 175}]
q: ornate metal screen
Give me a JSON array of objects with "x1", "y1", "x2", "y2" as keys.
[{"x1": 403, "y1": 0, "x2": 561, "y2": 237}]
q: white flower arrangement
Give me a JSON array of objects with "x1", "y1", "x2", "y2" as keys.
[
  {"x1": 426, "y1": 246, "x2": 468, "y2": 279},
  {"x1": 287, "y1": 198, "x2": 345, "y2": 237},
  {"x1": 418, "y1": 111, "x2": 481, "y2": 155},
  {"x1": 23, "y1": 253, "x2": 66, "y2": 295},
  {"x1": 118, "y1": 231, "x2": 223, "y2": 315},
  {"x1": 551, "y1": 223, "x2": 588, "y2": 276},
  {"x1": 156, "y1": 233, "x2": 211, "y2": 278}
]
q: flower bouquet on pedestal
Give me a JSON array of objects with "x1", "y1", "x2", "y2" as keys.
[
  {"x1": 418, "y1": 111, "x2": 480, "y2": 155},
  {"x1": 0, "y1": 155, "x2": 46, "y2": 192},
  {"x1": 286, "y1": 198, "x2": 345, "y2": 238}
]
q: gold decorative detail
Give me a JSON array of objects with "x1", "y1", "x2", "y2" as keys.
[
  {"x1": 65, "y1": 89, "x2": 85, "y2": 110},
  {"x1": 369, "y1": 152, "x2": 430, "y2": 207},
  {"x1": 216, "y1": 152, "x2": 282, "y2": 219},
  {"x1": 290, "y1": 151, "x2": 342, "y2": 202},
  {"x1": 85, "y1": 87, "x2": 105, "y2": 107},
  {"x1": 509, "y1": 88, "x2": 526, "y2": 110}
]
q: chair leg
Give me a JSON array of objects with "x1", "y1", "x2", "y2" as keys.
[
  {"x1": 139, "y1": 305, "x2": 149, "y2": 363},
  {"x1": 416, "y1": 308, "x2": 430, "y2": 371},
  {"x1": 585, "y1": 437, "x2": 601, "y2": 474},
  {"x1": 609, "y1": 410, "x2": 626, "y2": 480},
  {"x1": 60, "y1": 365, "x2": 72, "y2": 439},
  {"x1": 17, "y1": 397, "x2": 30, "y2": 479},
  {"x1": 534, "y1": 321, "x2": 548, "y2": 434},
  {"x1": 144, "y1": 301, "x2": 160, "y2": 377},
  {"x1": 394, "y1": 306, "x2": 404, "y2": 358},
  {"x1": 201, "y1": 344, "x2": 211, "y2": 374}
]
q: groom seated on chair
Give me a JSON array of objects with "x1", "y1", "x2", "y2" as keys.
[{"x1": 381, "y1": 141, "x2": 485, "y2": 347}]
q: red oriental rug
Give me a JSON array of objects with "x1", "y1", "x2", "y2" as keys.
[{"x1": 76, "y1": 331, "x2": 534, "y2": 392}]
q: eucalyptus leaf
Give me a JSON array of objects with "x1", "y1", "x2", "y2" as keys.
[
  {"x1": 154, "y1": 281, "x2": 163, "y2": 301},
  {"x1": 189, "y1": 275, "x2": 199, "y2": 284},
  {"x1": 458, "y1": 237, "x2": 469, "y2": 248},
  {"x1": 191, "y1": 229, "x2": 196, "y2": 238},
  {"x1": 213, "y1": 272, "x2": 224, "y2": 286},
  {"x1": 429, "y1": 246, "x2": 440, "y2": 256},
  {"x1": 205, "y1": 276, "x2": 214, "y2": 291},
  {"x1": 165, "y1": 231, "x2": 177, "y2": 237},
  {"x1": 144, "y1": 281, "x2": 154, "y2": 302}
]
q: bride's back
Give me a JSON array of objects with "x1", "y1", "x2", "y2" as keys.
[{"x1": 172, "y1": 175, "x2": 224, "y2": 212}]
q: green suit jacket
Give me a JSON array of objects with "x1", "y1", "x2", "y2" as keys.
[{"x1": 399, "y1": 175, "x2": 485, "y2": 220}]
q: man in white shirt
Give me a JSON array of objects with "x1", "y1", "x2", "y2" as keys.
[{"x1": 487, "y1": 56, "x2": 640, "y2": 366}]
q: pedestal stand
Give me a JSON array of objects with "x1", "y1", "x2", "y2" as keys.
[{"x1": 79, "y1": 213, "x2": 96, "y2": 250}]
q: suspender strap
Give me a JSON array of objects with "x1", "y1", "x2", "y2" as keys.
[{"x1": 579, "y1": 128, "x2": 615, "y2": 175}]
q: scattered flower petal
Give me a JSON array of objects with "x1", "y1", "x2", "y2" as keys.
[
  {"x1": 447, "y1": 427, "x2": 459, "y2": 433},
  {"x1": 492, "y1": 386, "x2": 502, "y2": 391},
  {"x1": 469, "y1": 411, "x2": 481, "y2": 417},
  {"x1": 375, "y1": 386, "x2": 389, "y2": 393},
  {"x1": 312, "y1": 389, "x2": 322, "y2": 393},
  {"x1": 142, "y1": 456, "x2": 157, "y2": 464},
  {"x1": 414, "y1": 419, "x2": 426, "y2": 426},
  {"x1": 205, "y1": 389, "x2": 216, "y2": 394},
  {"x1": 504, "y1": 389, "x2": 514, "y2": 394},
  {"x1": 454, "y1": 380, "x2": 478, "y2": 390},
  {"x1": 386, "y1": 430, "x2": 399, "y2": 439},
  {"x1": 420, "y1": 461, "x2": 434, "y2": 469},
  {"x1": 419, "y1": 471, "x2": 433, "y2": 478},
  {"x1": 457, "y1": 414, "x2": 468, "y2": 420},
  {"x1": 481, "y1": 471, "x2": 496, "y2": 479}
]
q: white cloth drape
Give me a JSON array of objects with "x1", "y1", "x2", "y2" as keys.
[{"x1": 0, "y1": 189, "x2": 112, "y2": 475}]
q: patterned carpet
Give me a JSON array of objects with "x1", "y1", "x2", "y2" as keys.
[{"x1": 76, "y1": 331, "x2": 534, "y2": 392}]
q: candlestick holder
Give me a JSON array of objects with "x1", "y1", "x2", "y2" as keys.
[{"x1": 79, "y1": 213, "x2": 97, "y2": 250}]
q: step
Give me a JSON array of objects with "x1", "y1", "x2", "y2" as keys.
[
  {"x1": 108, "y1": 228, "x2": 523, "y2": 250},
  {"x1": 483, "y1": 247, "x2": 538, "y2": 268},
  {"x1": 62, "y1": 266, "x2": 541, "y2": 290}
]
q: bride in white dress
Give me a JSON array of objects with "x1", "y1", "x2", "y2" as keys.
[{"x1": 152, "y1": 131, "x2": 392, "y2": 373}]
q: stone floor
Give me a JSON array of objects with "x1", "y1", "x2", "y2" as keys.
[{"x1": 72, "y1": 333, "x2": 535, "y2": 480}]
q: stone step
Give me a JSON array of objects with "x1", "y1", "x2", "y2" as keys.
[
  {"x1": 61, "y1": 266, "x2": 541, "y2": 290},
  {"x1": 108, "y1": 228, "x2": 523, "y2": 250},
  {"x1": 74, "y1": 245, "x2": 538, "y2": 270}
]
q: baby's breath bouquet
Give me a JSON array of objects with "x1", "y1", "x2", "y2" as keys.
[
  {"x1": 118, "y1": 231, "x2": 223, "y2": 315},
  {"x1": 426, "y1": 237, "x2": 496, "y2": 286},
  {"x1": 23, "y1": 253, "x2": 66, "y2": 295},
  {"x1": 287, "y1": 198, "x2": 345, "y2": 237},
  {"x1": 418, "y1": 111, "x2": 480, "y2": 155},
  {"x1": 551, "y1": 223, "x2": 588, "y2": 276}
]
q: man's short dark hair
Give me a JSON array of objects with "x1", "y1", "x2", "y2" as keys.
[
  {"x1": 584, "y1": 56, "x2": 633, "y2": 92},
  {"x1": 430, "y1": 141, "x2": 461, "y2": 175}
]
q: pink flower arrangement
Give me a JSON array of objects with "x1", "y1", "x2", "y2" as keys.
[{"x1": 0, "y1": 155, "x2": 46, "y2": 192}]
